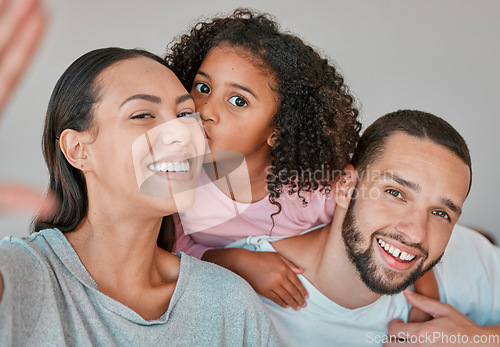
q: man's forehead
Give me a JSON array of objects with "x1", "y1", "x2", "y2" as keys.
[
  {"x1": 359, "y1": 132, "x2": 470, "y2": 203},
  {"x1": 374, "y1": 132, "x2": 449, "y2": 166}
]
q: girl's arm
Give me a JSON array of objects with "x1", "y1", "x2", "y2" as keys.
[
  {"x1": 408, "y1": 268, "x2": 440, "y2": 322},
  {"x1": 202, "y1": 248, "x2": 308, "y2": 310}
]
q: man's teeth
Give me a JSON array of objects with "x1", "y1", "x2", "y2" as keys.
[
  {"x1": 377, "y1": 239, "x2": 416, "y2": 262},
  {"x1": 148, "y1": 161, "x2": 190, "y2": 173}
]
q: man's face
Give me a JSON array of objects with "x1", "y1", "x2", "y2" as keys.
[{"x1": 341, "y1": 133, "x2": 470, "y2": 294}]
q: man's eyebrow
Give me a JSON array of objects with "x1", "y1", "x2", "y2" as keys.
[
  {"x1": 120, "y1": 94, "x2": 161, "y2": 108},
  {"x1": 382, "y1": 171, "x2": 421, "y2": 192},
  {"x1": 176, "y1": 94, "x2": 194, "y2": 105},
  {"x1": 441, "y1": 197, "x2": 462, "y2": 215}
]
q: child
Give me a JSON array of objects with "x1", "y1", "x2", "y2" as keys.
[{"x1": 165, "y1": 8, "x2": 437, "y2": 320}]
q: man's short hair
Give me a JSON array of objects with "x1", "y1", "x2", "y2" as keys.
[{"x1": 351, "y1": 109, "x2": 472, "y2": 193}]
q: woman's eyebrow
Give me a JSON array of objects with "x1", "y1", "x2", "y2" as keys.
[
  {"x1": 120, "y1": 94, "x2": 161, "y2": 108},
  {"x1": 176, "y1": 94, "x2": 194, "y2": 105}
]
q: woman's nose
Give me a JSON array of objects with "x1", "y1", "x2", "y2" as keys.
[{"x1": 158, "y1": 118, "x2": 192, "y2": 147}]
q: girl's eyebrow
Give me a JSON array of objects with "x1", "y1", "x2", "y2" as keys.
[
  {"x1": 229, "y1": 82, "x2": 256, "y2": 98},
  {"x1": 197, "y1": 70, "x2": 257, "y2": 98}
]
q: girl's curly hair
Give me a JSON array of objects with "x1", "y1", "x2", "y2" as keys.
[{"x1": 165, "y1": 8, "x2": 361, "y2": 216}]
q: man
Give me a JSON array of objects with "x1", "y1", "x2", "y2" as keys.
[{"x1": 229, "y1": 110, "x2": 500, "y2": 346}]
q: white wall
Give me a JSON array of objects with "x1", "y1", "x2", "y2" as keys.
[{"x1": 1, "y1": 0, "x2": 498, "y2": 241}]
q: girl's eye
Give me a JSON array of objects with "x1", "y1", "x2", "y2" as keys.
[
  {"x1": 386, "y1": 188, "x2": 404, "y2": 200},
  {"x1": 131, "y1": 113, "x2": 153, "y2": 119},
  {"x1": 433, "y1": 210, "x2": 451, "y2": 221},
  {"x1": 228, "y1": 96, "x2": 248, "y2": 107},
  {"x1": 195, "y1": 83, "x2": 210, "y2": 94}
]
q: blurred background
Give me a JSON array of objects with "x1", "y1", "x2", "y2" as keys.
[{"x1": 1, "y1": 0, "x2": 498, "y2": 242}]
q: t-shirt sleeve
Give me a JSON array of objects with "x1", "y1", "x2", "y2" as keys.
[
  {"x1": 0, "y1": 238, "x2": 46, "y2": 343},
  {"x1": 172, "y1": 214, "x2": 213, "y2": 259},
  {"x1": 435, "y1": 225, "x2": 500, "y2": 325}
]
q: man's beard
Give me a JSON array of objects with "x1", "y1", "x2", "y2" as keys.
[{"x1": 341, "y1": 198, "x2": 443, "y2": 295}]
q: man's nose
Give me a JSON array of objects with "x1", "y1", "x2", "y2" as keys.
[{"x1": 395, "y1": 208, "x2": 429, "y2": 246}]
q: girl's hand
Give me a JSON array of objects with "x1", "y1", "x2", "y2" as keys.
[{"x1": 202, "y1": 248, "x2": 309, "y2": 310}]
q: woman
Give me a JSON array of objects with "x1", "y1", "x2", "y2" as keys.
[{"x1": 0, "y1": 48, "x2": 277, "y2": 346}]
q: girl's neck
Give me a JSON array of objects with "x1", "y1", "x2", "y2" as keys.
[{"x1": 245, "y1": 150, "x2": 273, "y2": 203}]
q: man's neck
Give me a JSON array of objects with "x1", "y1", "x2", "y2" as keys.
[{"x1": 273, "y1": 208, "x2": 381, "y2": 309}]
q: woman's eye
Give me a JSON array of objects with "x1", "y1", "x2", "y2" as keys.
[
  {"x1": 177, "y1": 112, "x2": 194, "y2": 118},
  {"x1": 195, "y1": 83, "x2": 210, "y2": 94},
  {"x1": 131, "y1": 113, "x2": 153, "y2": 119},
  {"x1": 386, "y1": 189, "x2": 404, "y2": 200},
  {"x1": 433, "y1": 210, "x2": 451, "y2": 221},
  {"x1": 228, "y1": 96, "x2": 248, "y2": 107}
]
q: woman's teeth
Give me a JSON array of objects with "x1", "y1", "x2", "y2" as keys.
[
  {"x1": 148, "y1": 161, "x2": 190, "y2": 173},
  {"x1": 377, "y1": 238, "x2": 416, "y2": 262}
]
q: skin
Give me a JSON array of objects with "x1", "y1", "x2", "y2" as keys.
[
  {"x1": 191, "y1": 44, "x2": 278, "y2": 202},
  {"x1": 262, "y1": 133, "x2": 498, "y2": 340},
  {"x1": 0, "y1": 0, "x2": 53, "y2": 218},
  {"x1": 0, "y1": 0, "x2": 48, "y2": 300},
  {"x1": 47, "y1": 57, "x2": 202, "y2": 320},
  {"x1": 191, "y1": 44, "x2": 309, "y2": 309}
]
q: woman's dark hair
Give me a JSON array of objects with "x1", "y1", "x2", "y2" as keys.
[
  {"x1": 34, "y1": 47, "x2": 176, "y2": 251},
  {"x1": 165, "y1": 8, "x2": 361, "y2": 216},
  {"x1": 351, "y1": 109, "x2": 472, "y2": 194}
]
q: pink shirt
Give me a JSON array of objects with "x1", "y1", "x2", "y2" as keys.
[{"x1": 174, "y1": 169, "x2": 336, "y2": 258}]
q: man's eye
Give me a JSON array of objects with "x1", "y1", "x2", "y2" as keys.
[
  {"x1": 228, "y1": 96, "x2": 247, "y2": 107},
  {"x1": 131, "y1": 113, "x2": 153, "y2": 119},
  {"x1": 195, "y1": 83, "x2": 210, "y2": 94},
  {"x1": 433, "y1": 210, "x2": 450, "y2": 221},
  {"x1": 386, "y1": 189, "x2": 404, "y2": 200}
]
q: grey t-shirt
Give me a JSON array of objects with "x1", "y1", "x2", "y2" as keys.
[{"x1": 0, "y1": 229, "x2": 278, "y2": 346}]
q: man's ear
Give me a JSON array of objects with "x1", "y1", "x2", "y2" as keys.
[
  {"x1": 334, "y1": 165, "x2": 357, "y2": 210},
  {"x1": 59, "y1": 129, "x2": 90, "y2": 172}
]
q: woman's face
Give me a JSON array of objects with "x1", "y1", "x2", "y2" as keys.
[
  {"x1": 191, "y1": 45, "x2": 278, "y2": 161},
  {"x1": 84, "y1": 56, "x2": 205, "y2": 215}
]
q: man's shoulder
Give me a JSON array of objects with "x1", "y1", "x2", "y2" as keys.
[{"x1": 435, "y1": 224, "x2": 500, "y2": 325}]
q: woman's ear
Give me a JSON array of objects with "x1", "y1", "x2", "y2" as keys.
[
  {"x1": 59, "y1": 129, "x2": 90, "y2": 172},
  {"x1": 334, "y1": 165, "x2": 357, "y2": 210}
]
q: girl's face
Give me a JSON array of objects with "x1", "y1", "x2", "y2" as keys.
[
  {"x1": 82, "y1": 57, "x2": 205, "y2": 215},
  {"x1": 191, "y1": 45, "x2": 279, "y2": 162}
]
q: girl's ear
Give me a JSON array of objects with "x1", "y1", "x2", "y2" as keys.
[
  {"x1": 267, "y1": 128, "x2": 278, "y2": 147},
  {"x1": 59, "y1": 129, "x2": 90, "y2": 173},
  {"x1": 334, "y1": 165, "x2": 357, "y2": 210}
]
